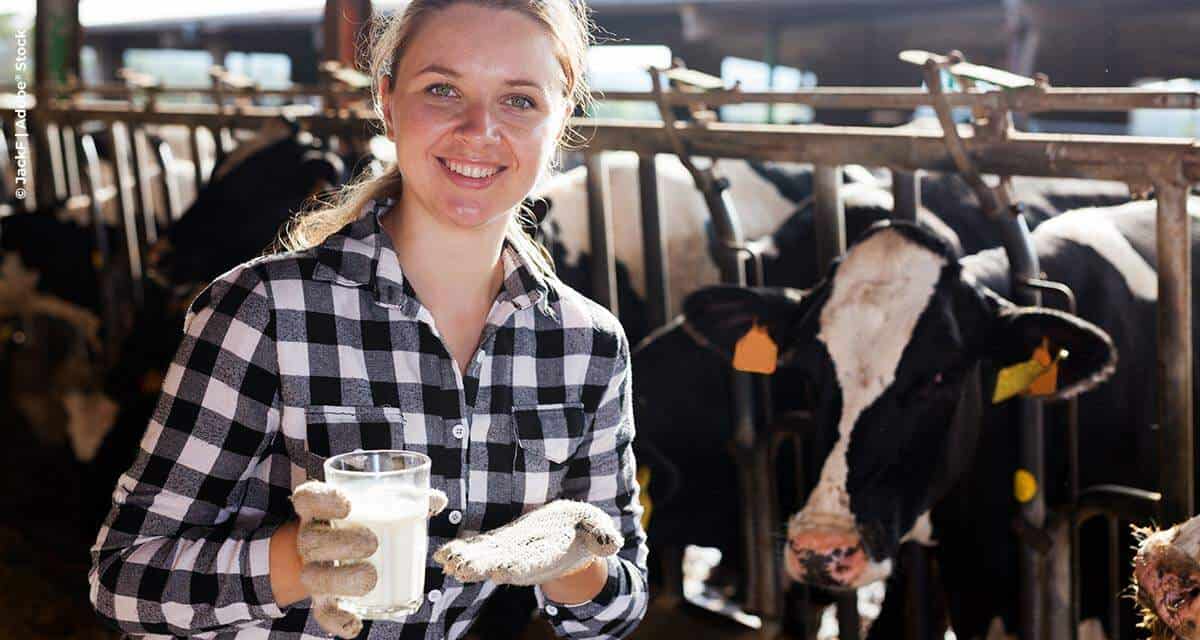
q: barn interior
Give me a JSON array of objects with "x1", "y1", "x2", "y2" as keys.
[{"x1": 1, "y1": 1, "x2": 1199, "y2": 639}]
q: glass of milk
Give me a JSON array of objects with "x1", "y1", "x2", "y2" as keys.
[{"x1": 323, "y1": 449, "x2": 433, "y2": 620}]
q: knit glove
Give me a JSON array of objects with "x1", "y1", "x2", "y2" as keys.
[
  {"x1": 290, "y1": 480, "x2": 448, "y2": 638},
  {"x1": 433, "y1": 500, "x2": 623, "y2": 587}
]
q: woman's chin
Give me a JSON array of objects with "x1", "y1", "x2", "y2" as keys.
[{"x1": 435, "y1": 202, "x2": 512, "y2": 231}]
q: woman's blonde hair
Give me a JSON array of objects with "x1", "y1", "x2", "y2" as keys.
[{"x1": 279, "y1": 0, "x2": 596, "y2": 280}]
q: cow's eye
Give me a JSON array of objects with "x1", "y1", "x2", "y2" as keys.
[{"x1": 899, "y1": 370, "x2": 949, "y2": 407}]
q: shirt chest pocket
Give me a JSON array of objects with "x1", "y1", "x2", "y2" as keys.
[
  {"x1": 288, "y1": 405, "x2": 409, "y2": 481},
  {"x1": 512, "y1": 402, "x2": 588, "y2": 472}
]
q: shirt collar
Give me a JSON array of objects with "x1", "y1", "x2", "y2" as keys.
[{"x1": 313, "y1": 197, "x2": 552, "y2": 316}]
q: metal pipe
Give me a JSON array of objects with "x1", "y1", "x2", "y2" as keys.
[
  {"x1": 22, "y1": 84, "x2": 1200, "y2": 113},
  {"x1": 814, "y1": 165, "x2": 846, "y2": 276},
  {"x1": 1156, "y1": 178, "x2": 1194, "y2": 525},
  {"x1": 996, "y1": 212, "x2": 1045, "y2": 640},
  {"x1": 188, "y1": 124, "x2": 205, "y2": 190},
  {"x1": 77, "y1": 133, "x2": 120, "y2": 364},
  {"x1": 40, "y1": 107, "x2": 1200, "y2": 182},
  {"x1": 1020, "y1": 276, "x2": 1079, "y2": 640},
  {"x1": 576, "y1": 121, "x2": 1200, "y2": 184},
  {"x1": 61, "y1": 124, "x2": 82, "y2": 197},
  {"x1": 44, "y1": 121, "x2": 67, "y2": 201},
  {"x1": 110, "y1": 121, "x2": 144, "y2": 308},
  {"x1": 637, "y1": 153, "x2": 669, "y2": 328},
  {"x1": 585, "y1": 151, "x2": 618, "y2": 315}
]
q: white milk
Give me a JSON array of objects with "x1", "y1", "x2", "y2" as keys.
[{"x1": 336, "y1": 493, "x2": 429, "y2": 617}]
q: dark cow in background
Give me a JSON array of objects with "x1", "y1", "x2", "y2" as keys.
[
  {"x1": 528, "y1": 152, "x2": 900, "y2": 345},
  {"x1": 680, "y1": 197, "x2": 1200, "y2": 639},
  {"x1": 918, "y1": 173, "x2": 1131, "y2": 255},
  {"x1": 0, "y1": 208, "x2": 123, "y2": 461},
  {"x1": 81, "y1": 114, "x2": 349, "y2": 535}
]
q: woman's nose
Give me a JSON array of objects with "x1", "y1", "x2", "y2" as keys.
[{"x1": 455, "y1": 101, "x2": 500, "y2": 144}]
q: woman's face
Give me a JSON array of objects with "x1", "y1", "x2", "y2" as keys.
[{"x1": 381, "y1": 4, "x2": 570, "y2": 231}]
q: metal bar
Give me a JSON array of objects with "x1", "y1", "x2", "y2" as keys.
[
  {"x1": 997, "y1": 213, "x2": 1045, "y2": 640},
  {"x1": 29, "y1": 108, "x2": 1200, "y2": 183},
  {"x1": 813, "y1": 165, "x2": 846, "y2": 276},
  {"x1": 110, "y1": 122, "x2": 145, "y2": 308},
  {"x1": 693, "y1": 172, "x2": 777, "y2": 627},
  {"x1": 61, "y1": 124, "x2": 82, "y2": 197},
  {"x1": 128, "y1": 126, "x2": 158, "y2": 248},
  {"x1": 154, "y1": 137, "x2": 181, "y2": 223},
  {"x1": 636, "y1": 153, "x2": 669, "y2": 328},
  {"x1": 1156, "y1": 177, "x2": 1194, "y2": 525},
  {"x1": 892, "y1": 170, "x2": 920, "y2": 222},
  {"x1": 1021, "y1": 277, "x2": 1080, "y2": 640},
  {"x1": 584, "y1": 151, "x2": 617, "y2": 315},
  {"x1": 44, "y1": 121, "x2": 67, "y2": 201},
  {"x1": 77, "y1": 133, "x2": 120, "y2": 364},
  {"x1": 189, "y1": 124, "x2": 205, "y2": 190},
  {"x1": 16, "y1": 85, "x2": 1200, "y2": 113},
  {"x1": 577, "y1": 122, "x2": 1200, "y2": 184}
]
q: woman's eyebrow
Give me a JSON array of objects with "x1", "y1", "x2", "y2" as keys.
[{"x1": 414, "y1": 63, "x2": 549, "y2": 92}]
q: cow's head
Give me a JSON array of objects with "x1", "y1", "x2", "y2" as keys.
[{"x1": 682, "y1": 221, "x2": 1116, "y2": 590}]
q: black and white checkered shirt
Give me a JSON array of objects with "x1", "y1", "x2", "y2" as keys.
[{"x1": 88, "y1": 197, "x2": 648, "y2": 639}]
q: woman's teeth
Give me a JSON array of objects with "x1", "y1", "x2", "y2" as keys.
[{"x1": 444, "y1": 159, "x2": 500, "y2": 179}]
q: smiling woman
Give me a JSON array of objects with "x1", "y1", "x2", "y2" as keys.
[{"x1": 88, "y1": 2, "x2": 649, "y2": 640}]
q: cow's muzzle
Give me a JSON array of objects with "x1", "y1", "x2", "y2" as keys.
[{"x1": 785, "y1": 527, "x2": 868, "y2": 590}]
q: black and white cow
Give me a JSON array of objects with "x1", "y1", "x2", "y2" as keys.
[
  {"x1": 679, "y1": 198, "x2": 1200, "y2": 639},
  {"x1": 627, "y1": 171, "x2": 1129, "y2": 599}
]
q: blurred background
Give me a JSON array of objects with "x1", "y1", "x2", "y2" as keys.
[{"x1": 0, "y1": 1, "x2": 1198, "y2": 639}]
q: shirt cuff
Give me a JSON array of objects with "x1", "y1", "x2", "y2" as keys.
[{"x1": 244, "y1": 521, "x2": 289, "y2": 620}]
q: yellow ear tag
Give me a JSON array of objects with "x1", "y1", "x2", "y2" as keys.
[
  {"x1": 1014, "y1": 468, "x2": 1038, "y2": 503},
  {"x1": 992, "y1": 337, "x2": 1068, "y2": 404},
  {"x1": 732, "y1": 321, "x2": 778, "y2": 375}
]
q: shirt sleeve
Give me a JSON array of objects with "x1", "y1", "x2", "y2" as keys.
[
  {"x1": 88, "y1": 262, "x2": 289, "y2": 637},
  {"x1": 534, "y1": 326, "x2": 649, "y2": 640}
]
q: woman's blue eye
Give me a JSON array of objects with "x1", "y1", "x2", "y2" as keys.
[{"x1": 427, "y1": 83, "x2": 457, "y2": 98}]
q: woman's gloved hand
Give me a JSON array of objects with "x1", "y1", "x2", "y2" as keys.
[
  {"x1": 433, "y1": 500, "x2": 623, "y2": 587},
  {"x1": 290, "y1": 481, "x2": 448, "y2": 638}
]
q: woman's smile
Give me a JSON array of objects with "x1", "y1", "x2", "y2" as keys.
[{"x1": 436, "y1": 156, "x2": 508, "y2": 189}]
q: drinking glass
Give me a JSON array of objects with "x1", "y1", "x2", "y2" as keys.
[{"x1": 323, "y1": 449, "x2": 432, "y2": 619}]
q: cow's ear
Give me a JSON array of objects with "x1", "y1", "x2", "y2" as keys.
[
  {"x1": 681, "y1": 285, "x2": 818, "y2": 373},
  {"x1": 988, "y1": 307, "x2": 1117, "y2": 403}
]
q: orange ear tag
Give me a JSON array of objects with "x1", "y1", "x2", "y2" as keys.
[
  {"x1": 732, "y1": 321, "x2": 778, "y2": 375},
  {"x1": 1025, "y1": 337, "x2": 1061, "y2": 397}
]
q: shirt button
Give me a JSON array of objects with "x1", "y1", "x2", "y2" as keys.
[
  {"x1": 452, "y1": 423, "x2": 467, "y2": 439},
  {"x1": 427, "y1": 589, "x2": 442, "y2": 603},
  {"x1": 448, "y1": 510, "x2": 463, "y2": 525},
  {"x1": 545, "y1": 605, "x2": 559, "y2": 616}
]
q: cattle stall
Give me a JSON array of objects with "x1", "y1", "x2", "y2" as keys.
[
  {"x1": 2, "y1": 68, "x2": 1199, "y2": 640},
  {"x1": 574, "y1": 74, "x2": 1198, "y2": 640}
]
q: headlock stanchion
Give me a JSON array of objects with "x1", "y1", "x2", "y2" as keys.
[{"x1": 646, "y1": 64, "x2": 784, "y2": 636}]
